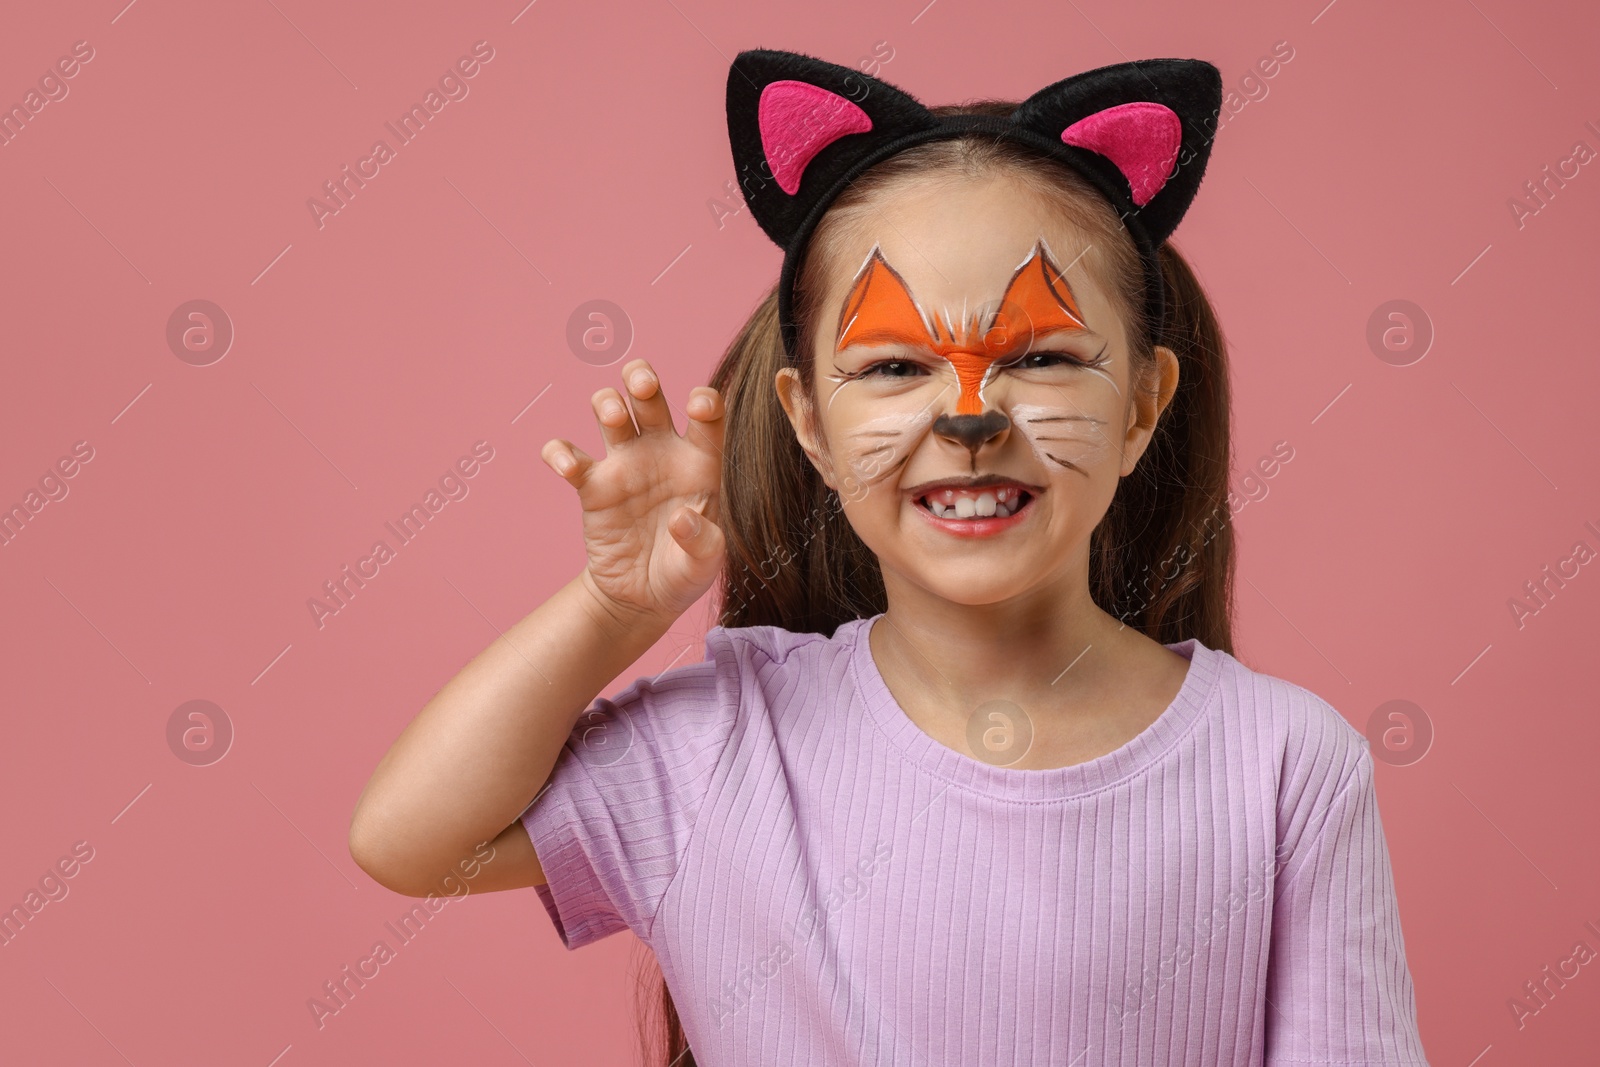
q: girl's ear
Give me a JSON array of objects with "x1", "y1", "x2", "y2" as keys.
[
  {"x1": 774, "y1": 366, "x2": 837, "y2": 488},
  {"x1": 1119, "y1": 344, "x2": 1181, "y2": 477}
]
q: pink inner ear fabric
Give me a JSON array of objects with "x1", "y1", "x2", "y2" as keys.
[
  {"x1": 758, "y1": 80, "x2": 874, "y2": 195},
  {"x1": 1060, "y1": 101, "x2": 1182, "y2": 207}
]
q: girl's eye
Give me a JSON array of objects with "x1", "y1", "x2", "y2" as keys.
[
  {"x1": 1005, "y1": 352, "x2": 1091, "y2": 370},
  {"x1": 859, "y1": 359, "x2": 925, "y2": 378}
]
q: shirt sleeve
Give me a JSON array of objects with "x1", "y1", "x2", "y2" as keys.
[
  {"x1": 1265, "y1": 742, "x2": 1429, "y2": 1066},
  {"x1": 518, "y1": 628, "x2": 740, "y2": 951}
]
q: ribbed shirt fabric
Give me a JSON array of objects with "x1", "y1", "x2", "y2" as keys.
[{"x1": 519, "y1": 615, "x2": 1428, "y2": 1066}]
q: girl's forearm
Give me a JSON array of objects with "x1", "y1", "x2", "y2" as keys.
[{"x1": 348, "y1": 569, "x2": 675, "y2": 895}]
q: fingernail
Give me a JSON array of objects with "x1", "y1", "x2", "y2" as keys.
[
  {"x1": 554, "y1": 454, "x2": 573, "y2": 474},
  {"x1": 602, "y1": 400, "x2": 625, "y2": 420},
  {"x1": 631, "y1": 373, "x2": 655, "y2": 392},
  {"x1": 678, "y1": 510, "x2": 701, "y2": 536}
]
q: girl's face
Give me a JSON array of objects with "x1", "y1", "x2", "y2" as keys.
[{"x1": 776, "y1": 172, "x2": 1180, "y2": 608}]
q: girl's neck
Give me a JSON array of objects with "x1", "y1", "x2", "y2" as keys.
[{"x1": 870, "y1": 569, "x2": 1180, "y2": 730}]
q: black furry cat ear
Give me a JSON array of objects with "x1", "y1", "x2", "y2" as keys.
[
  {"x1": 725, "y1": 49, "x2": 939, "y2": 251},
  {"x1": 1008, "y1": 58, "x2": 1222, "y2": 247}
]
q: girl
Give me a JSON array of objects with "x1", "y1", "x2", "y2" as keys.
[{"x1": 350, "y1": 50, "x2": 1429, "y2": 1066}]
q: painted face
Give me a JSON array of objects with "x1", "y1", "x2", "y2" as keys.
[
  {"x1": 818, "y1": 234, "x2": 1124, "y2": 501},
  {"x1": 777, "y1": 172, "x2": 1174, "y2": 609}
]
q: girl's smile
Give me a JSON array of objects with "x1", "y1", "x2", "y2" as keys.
[{"x1": 906, "y1": 476, "x2": 1041, "y2": 537}]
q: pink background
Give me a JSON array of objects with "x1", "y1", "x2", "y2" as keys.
[{"x1": 2, "y1": 0, "x2": 1597, "y2": 1063}]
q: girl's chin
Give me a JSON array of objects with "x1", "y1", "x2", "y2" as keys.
[{"x1": 891, "y1": 572, "x2": 1042, "y2": 608}]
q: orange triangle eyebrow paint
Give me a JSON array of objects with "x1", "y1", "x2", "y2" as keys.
[{"x1": 834, "y1": 238, "x2": 1089, "y2": 415}]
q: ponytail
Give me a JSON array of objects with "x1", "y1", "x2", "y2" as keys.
[
  {"x1": 1089, "y1": 241, "x2": 1236, "y2": 653},
  {"x1": 706, "y1": 283, "x2": 885, "y2": 636}
]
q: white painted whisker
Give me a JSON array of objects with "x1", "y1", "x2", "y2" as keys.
[{"x1": 1086, "y1": 365, "x2": 1121, "y2": 396}]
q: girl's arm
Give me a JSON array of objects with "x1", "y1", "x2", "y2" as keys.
[
  {"x1": 1264, "y1": 745, "x2": 1429, "y2": 1064},
  {"x1": 347, "y1": 358, "x2": 727, "y2": 898},
  {"x1": 348, "y1": 573, "x2": 676, "y2": 896}
]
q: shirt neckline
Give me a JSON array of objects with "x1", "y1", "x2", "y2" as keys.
[{"x1": 844, "y1": 614, "x2": 1224, "y2": 802}]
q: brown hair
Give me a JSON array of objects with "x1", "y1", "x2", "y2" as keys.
[{"x1": 647, "y1": 100, "x2": 1236, "y2": 1067}]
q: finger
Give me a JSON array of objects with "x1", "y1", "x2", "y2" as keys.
[
  {"x1": 667, "y1": 505, "x2": 726, "y2": 564},
  {"x1": 619, "y1": 358, "x2": 675, "y2": 435},
  {"x1": 591, "y1": 386, "x2": 638, "y2": 451},
  {"x1": 683, "y1": 386, "x2": 726, "y2": 457},
  {"x1": 541, "y1": 438, "x2": 595, "y2": 488}
]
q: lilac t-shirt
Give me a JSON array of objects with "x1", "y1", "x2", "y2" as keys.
[{"x1": 519, "y1": 616, "x2": 1428, "y2": 1066}]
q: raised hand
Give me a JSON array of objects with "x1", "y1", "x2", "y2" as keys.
[{"x1": 540, "y1": 358, "x2": 727, "y2": 628}]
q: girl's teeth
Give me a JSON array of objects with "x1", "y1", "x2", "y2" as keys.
[
  {"x1": 926, "y1": 485, "x2": 1019, "y2": 505},
  {"x1": 920, "y1": 490, "x2": 1025, "y2": 519}
]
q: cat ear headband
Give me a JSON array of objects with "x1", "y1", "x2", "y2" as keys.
[{"x1": 724, "y1": 49, "x2": 1223, "y2": 362}]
